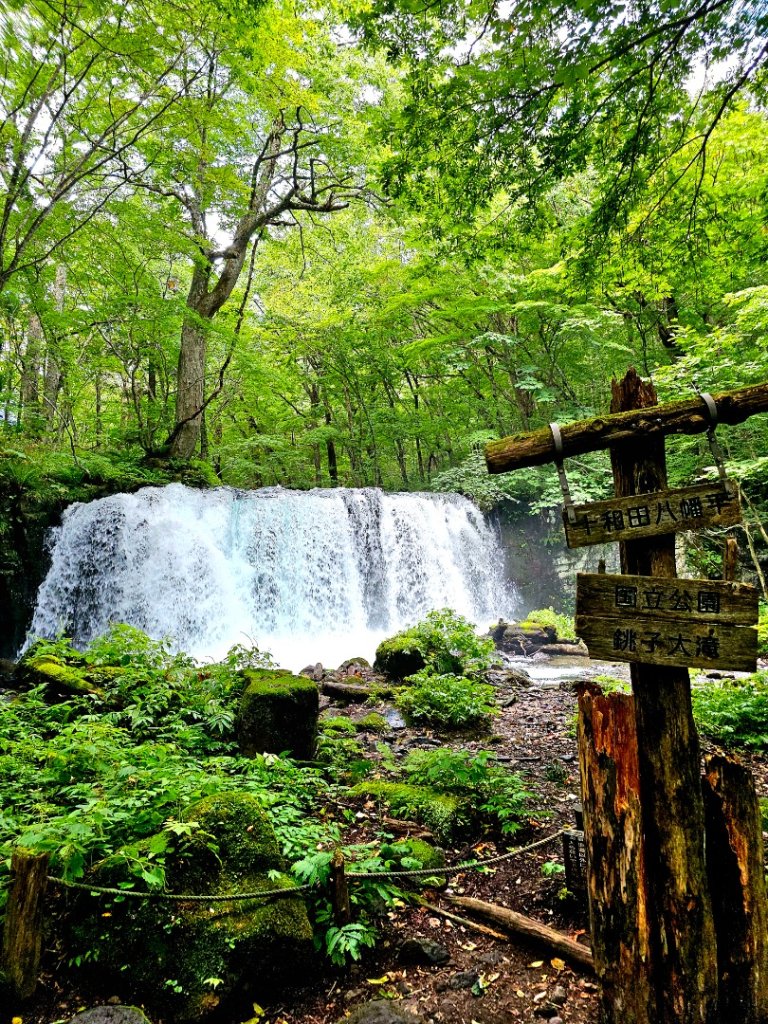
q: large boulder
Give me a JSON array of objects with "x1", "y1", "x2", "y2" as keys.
[
  {"x1": 373, "y1": 634, "x2": 426, "y2": 680},
  {"x1": 236, "y1": 668, "x2": 319, "y2": 759},
  {"x1": 66, "y1": 1009, "x2": 153, "y2": 1024},
  {"x1": 70, "y1": 793, "x2": 314, "y2": 1021}
]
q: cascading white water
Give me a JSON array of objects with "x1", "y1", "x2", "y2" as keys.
[{"x1": 27, "y1": 483, "x2": 516, "y2": 670}]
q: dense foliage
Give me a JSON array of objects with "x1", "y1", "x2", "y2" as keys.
[
  {"x1": 1, "y1": 0, "x2": 767, "y2": 549},
  {"x1": 692, "y1": 672, "x2": 768, "y2": 749}
]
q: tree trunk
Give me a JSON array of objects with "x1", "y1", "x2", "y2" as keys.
[
  {"x1": 21, "y1": 313, "x2": 43, "y2": 427},
  {"x1": 578, "y1": 688, "x2": 655, "y2": 1022},
  {"x1": 610, "y1": 368, "x2": 718, "y2": 1024},
  {"x1": 42, "y1": 263, "x2": 66, "y2": 428},
  {"x1": 702, "y1": 753, "x2": 768, "y2": 1023},
  {"x1": 2, "y1": 849, "x2": 49, "y2": 1000},
  {"x1": 171, "y1": 313, "x2": 207, "y2": 459}
]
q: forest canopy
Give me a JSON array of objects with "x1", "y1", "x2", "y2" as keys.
[{"x1": 0, "y1": 0, "x2": 766, "y2": 506}]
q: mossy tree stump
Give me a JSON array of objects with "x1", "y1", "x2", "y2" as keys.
[{"x1": 236, "y1": 669, "x2": 319, "y2": 759}]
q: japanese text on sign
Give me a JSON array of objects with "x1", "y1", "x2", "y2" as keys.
[{"x1": 562, "y1": 483, "x2": 741, "y2": 549}]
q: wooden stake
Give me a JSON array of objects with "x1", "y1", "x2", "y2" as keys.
[
  {"x1": 2, "y1": 848, "x2": 49, "y2": 1000},
  {"x1": 330, "y1": 848, "x2": 351, "y2": 925},
  {"x1": 702, "y1": 753, "x2": 768, "y2": 1024},
  {"x1": 609, "y1": 369, "x2": 718, "y2": 1024},
  {"x1": 723, "y1": 537, "x2": 739, "y2": 582},
  {"x1": 578, "y1": 689, "x2": 655, "y2": 1022}
]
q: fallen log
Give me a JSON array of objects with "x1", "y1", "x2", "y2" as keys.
[
  {"x1": 451, "y1": 896, "x2": 594, "y2": 971},
  {"x1": 320, "y1": 680, "x2": 393, "y2": 702},
  {"x1": 419, "y1": 900, "x2": 509, "y2": 940}
]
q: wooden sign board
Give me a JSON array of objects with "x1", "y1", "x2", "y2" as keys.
[
  {"x1": 562, "y1": 482, "x2": 741, "y2": 549},
  {"x1": 575, "y1": 572, "x2": 758, "y2": 672}
]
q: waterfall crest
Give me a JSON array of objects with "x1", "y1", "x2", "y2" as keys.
[{"x1": 27, "y1": 483, "x2": 515, "y2": 670}]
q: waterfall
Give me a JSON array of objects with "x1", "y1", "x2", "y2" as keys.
[{"x1": 27, "y1": 483, "x2": 516, "y2": 670}]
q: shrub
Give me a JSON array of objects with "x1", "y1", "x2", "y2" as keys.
[
  {"x1": 519, "y1": 607, "x2": 576, "y2": 641},
  {"x1": 403, "y1": 748, "x2": 534, "y2": 835},
  {"x1": 691, "y1": 672, "x2": 768, "y2": 748},
  {"x1": 395, "y1": 671, "x2": 497, "y2": 729},
  {"x1": 376, "y1": 608, "x2": 498, "y2": 679}
]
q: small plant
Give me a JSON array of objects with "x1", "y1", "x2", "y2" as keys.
[
  {"x1": 593, "y1": 673, "x2": 630, "y2": 694},
  {"x1": 396, "y1": 671, "x2": 497, "y2": 729},
  {"x1": 544, "y1": 759, "x2": 569, "y2": 785},
  {"x1": 292, "y1": 845, "x2": 405, "y2": 965},
  {"x1": 541, "y1": 860, "x2": 566, "y2": 878},
  {"x1": 315, "y1": 734, "x2": 371, "y2": 781}
]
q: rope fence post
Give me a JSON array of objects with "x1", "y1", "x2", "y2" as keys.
[
  {"x1": 330, "y1": 848, "x2": 351, "y2": 925},
  {"x1": 2, "y1": 848, "x2": 50, "y2": 1000}
]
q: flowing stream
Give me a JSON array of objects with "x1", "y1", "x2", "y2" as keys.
[{"x1": 27, "y1": 483, "x2": 516, "y2": 670}]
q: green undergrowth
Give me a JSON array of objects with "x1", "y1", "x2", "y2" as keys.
[
  {"x1": 355, "y1": 747, "x2": 536, "y2": 841},
  {"x1": 691, "y1": 671, "x2": 768, "y2": 749},
  {"x1": 1, "y1": 618, "x2": 539, "y2": 974},
  {"x1": 395, "y1": 671, "x2": 498, "y2": 729},
  {"x1": 0, "y1": 627, "x2": 339, "y2": 904}
]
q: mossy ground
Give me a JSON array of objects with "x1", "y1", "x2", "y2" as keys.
[{"x1": 352, "y1": 781, "x2": 469, "y2": 843}]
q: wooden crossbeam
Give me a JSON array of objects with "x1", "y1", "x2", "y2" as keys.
[{"x1": 485, "y1": 379, "x2": 768, "y2": 474}]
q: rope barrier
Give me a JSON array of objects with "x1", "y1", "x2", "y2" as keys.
[
  {"x1": 45, "y1": 827, "x2": 566, "y2": 902},
  {"x1": 346, "y1": 828, "x2": 566, "y2": 879},
  {"x1": 46, "y1": 878, "x2": 315, "y2": 901}
]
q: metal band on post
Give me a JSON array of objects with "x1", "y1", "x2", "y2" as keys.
[
  {"x1": 700, "y1": 392, "x2": 735, "y2": 497},
  {"x1": 549, "y1": 422, "x2": 577, "y2": 523}
]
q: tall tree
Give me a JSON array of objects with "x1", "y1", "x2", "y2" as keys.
[{"x1": 358, "y1": 0, "x2": 768, "y2": 232}]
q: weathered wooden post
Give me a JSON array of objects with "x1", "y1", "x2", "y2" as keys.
[
  {"x1": 330, "y1": 848, "x2": 351, "y2": 925},
  {"x1": 2, "y1": 848, "x2": 50, "y2": 1000},
  {"x1": 485, "y1": 371, "x2": 768, "y2": 1024},
  {"x1": 577, "y1": 685, "x2": 654, "y2": 1020},
  {"x1": 606, "y1": 372, "x2": 717, "y2": 1024}
]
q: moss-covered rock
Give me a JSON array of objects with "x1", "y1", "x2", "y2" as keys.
[
  {"x1": 353, "y1": 781, "x2": 470, "y2": 842},
  {"x1": 319, "y1": 715, "x2": 357, "y2": 735},
  {"x1": 70, "y1": 792, "x2": 314, "y2": 1022},
  {"x1": 373, "y1": 633, "x2": 426, "y2": 680},
  {"x1": 338, "y1": 657, "x2": 371, "y2": 671},
  {"x1": 16, "y1": 652, "x2": 101, "y2": 696},
  {"x1": 356, "y1": 712, "x2": 388, "y2": 733},
  {"x1": 380, "y1": 838, "x2": 447, "y2": 887},
  {"x1": 236, "y1": 669, "x2": 319, "y2": 759}
]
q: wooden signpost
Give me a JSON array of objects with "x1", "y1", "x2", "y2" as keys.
[
  {"x1": 485, "y1": 372, "x2": 768, "y2": 1024},
  {"x1": 562, "y1": 482, "x2": 741, "y2": 548},
  {"x1": 575, "y1": 572, "x2": 758, "y2": 672}
]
